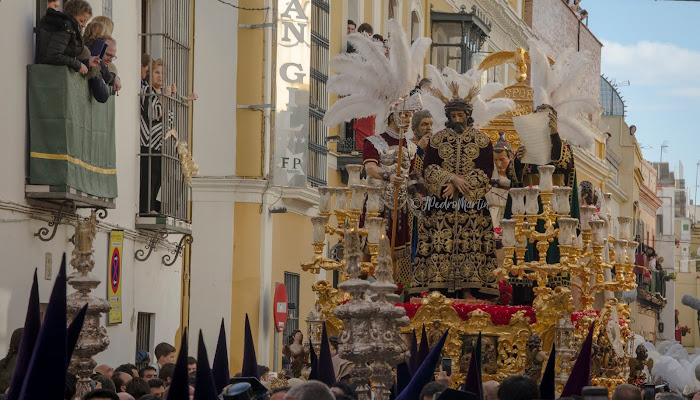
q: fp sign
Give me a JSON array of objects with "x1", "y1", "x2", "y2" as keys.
[{"x1": 274, "y1": 0, "x2": 310, "y2": 187}]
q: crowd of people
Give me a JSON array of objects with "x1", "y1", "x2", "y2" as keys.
[
  {"x1": 35, "y1": 0, "x2": 199, "y2": 215},
  {"x1": 565, "y1": 0, "x2": 588, "y2": 23}
]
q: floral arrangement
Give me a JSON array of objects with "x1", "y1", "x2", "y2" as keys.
[
  {"x1": 498, "y1": 280, "x2": 513, "y2": 306},
  {"x1": 493, "y1": 226, "x2": 503, "y2": 239},
  {"x1": 675, "y1": 238, "x2": 680, "y2": 248},
  {"x1": 679, "y1": 325, "x2": 691, "y2": 336}
]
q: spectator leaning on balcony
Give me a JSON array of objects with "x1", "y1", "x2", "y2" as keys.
[
  {"x1": 139, "y1": 58, "x2": 198, "y2": 213},
  {"x1": 37, "y1": 0, "x2": 99, "y2": 76},
  {"x1": 140, "y1": 58, "x2": 169, "y2": 214},
  {"x1": 37, "y1": 0, "x2": 112, "y2": 102}
]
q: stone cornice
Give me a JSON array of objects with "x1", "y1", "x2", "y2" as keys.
[
  {"x1": 640, "y1": 184, "x2": 663, "y2": 210},
  {"x1": 607, "y1": 180, "x2": 628, "y2": 203},
  {"x1": 573, "y1": 147, "x2": 613, "y2": 185},
  {"x1": 190, "y1": 177, "x2": 319, "y2": 216},
  {"x1": 473, "y1": 0, "x2": 536, "y2": 47}
]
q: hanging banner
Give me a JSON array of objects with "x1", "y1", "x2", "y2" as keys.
[
  {"x1": 107, "y1": 230, "x2": 124, "y2": 324},
  {"x1": 273, "y1": 0, "x2": 311, "y2": 187}
]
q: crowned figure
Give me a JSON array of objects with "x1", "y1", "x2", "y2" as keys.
[{"x1": 410, "y1": 83, "x2": 499, "y2": 299}]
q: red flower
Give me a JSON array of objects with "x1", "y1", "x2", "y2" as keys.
[
  {"x1": 420, "y1": 292, "x2": 429, "y2": 298},
  {"x1": 498, "y1": 280, "x2": 513, "y2": 306},
  {"x1": 395, "y1": 302, "x2": 537, "y2": 325},
  {"x1": 395, "y1": 282, "x2": 405, "y2": 295},
  {"x1": 493, "y1": 227, "x2": 503, "y2": 235}
]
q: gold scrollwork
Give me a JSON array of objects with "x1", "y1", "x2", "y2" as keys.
[
  {"x1": 312, "y1": 280, "x2": 347, "y2": 337},
  {"x1": 400, "y1": 292, "x2": 533, "y2": 387}
]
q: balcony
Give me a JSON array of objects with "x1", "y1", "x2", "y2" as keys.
[
  {"x1": 26, "y1": 65, "x2": 117, "y2": 210},
  {"x1": 634, "y1": 267, "x2": 668, "y2": 309}
]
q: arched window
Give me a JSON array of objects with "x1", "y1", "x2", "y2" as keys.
[
  {"x1": 411, "y1": 11, "x2": 420, "y2": 42},
  {"x1": 388, "y1": 0, "x2": 398, "y2": 20}
]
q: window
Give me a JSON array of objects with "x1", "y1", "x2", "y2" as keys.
[
  {"x1": 283, "y1": 272, "x2": 300, "y2": 345},
  {"x1": 135, "y1": 312, "x2": 155, "y2": 369},
  {"x1": 139, "y1": 0, "x2": 191, "y2": 222},
  {"x1": 684, "y1": 224, "x2": 689, "y2": 231},
  {"x1": 411, "y1": 11, "x2": 421, "y2": 42},
  {"x1": 308, "y1": 0, "x2": 330, "y2": 186},
  {"x1": 389, "y1": 0, "x2": 398, "y2": 20},
  {"x1": 430, "y1": 10, "x2": 490, "y2": 74}
]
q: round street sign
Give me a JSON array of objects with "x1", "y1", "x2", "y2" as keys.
[{"x1": 274, "y1": 284, "x2": 288, "y2": 332}]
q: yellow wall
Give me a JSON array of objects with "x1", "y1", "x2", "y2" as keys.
[
  {"x1": 236, "y1": 0, "x2": 265, "y2": 178},
  {"x1": 230, "y1": 202, "x2": 263, "y2": 372},
  {"x1": 269, "y1": 213, "x2": 319, "y2": 367},
  {"x1": 675, "y1": 272, "x2": 700, "y2": 349}
]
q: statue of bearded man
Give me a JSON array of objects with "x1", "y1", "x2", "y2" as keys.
[{"x1": 410, "y1": 93, "x2": 498, "y2": 299}]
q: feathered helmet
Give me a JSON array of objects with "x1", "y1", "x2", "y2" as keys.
[
  {"x1": 388, "y1": 91, "x2": 423, "y2": 128},
  {"x1": 323, "y1": 19, "x2": 433, "y2": 134}
]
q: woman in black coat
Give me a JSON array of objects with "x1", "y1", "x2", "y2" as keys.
[{"x1": 37, "y1": 0, "x2": 98, "y2": 75}]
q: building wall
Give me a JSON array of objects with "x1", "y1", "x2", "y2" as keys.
[
  {"x1": 0, "y1": 1, "x2": 183, "y2": 359},
  {"x1": 528, "y1": 0, "x2": 601, "y2": 103},
  {"x1": 675, "y1": 271, "x2": 700, "y2": 349}
]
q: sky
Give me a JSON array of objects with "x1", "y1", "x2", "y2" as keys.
[{"x1": 582, "y1": 0, "x2": 699, "y2": 189}]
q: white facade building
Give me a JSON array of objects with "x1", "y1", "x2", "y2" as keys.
[{"x1": 0, "y1": 0, "x2": 204, "y2": 363}]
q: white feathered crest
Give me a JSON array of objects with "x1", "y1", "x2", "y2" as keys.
[
  {"x1": 528, "y1": 38, "x2": 602, "y2": 149},
  {"x1": 421, "y1": 65, "x2": 516, "y2": 132},
  {"x1": 323, "y1": 19, "x2": 432, "y2": 133}
]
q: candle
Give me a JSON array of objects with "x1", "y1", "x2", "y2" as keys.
[
  {"x1": 510, "y1": 188, "x2": 527, "y2": 216},
  {"x1": 589, "y1": 220, "x2": 605, "y2": 246},
  {"x1": 318, "y1": 187, "x2": 333, "y2": 214},
  {"x1": 335, "y1": 188, "x2": 349, "y2": 210},
  {"x1": 311, "y1": 216, "x2": 327, "y2": 243},
  {"x1": 366, "y1": 186, "x2": 383, "y2": 214},
  {"x1": 603, "y1": 192, "x2": 612, "y2": 217},
  {"x1": 580, "y1": 205, "x2": 596, "y2": 231},
  {"x1": 346, "y1": 164, "x2": 363, "y2": 186},
  {"x1": 558, "y1": 187, "x2": 572, "y2": 215},
  {"x1": 525, "y1": 186, "x2": 540, "y2": 215},
  {"x1": 614, "y1": 240, "x2": 627, "y2": 264},
  {"x1": 501, "y1": 219, "x2": 517, "y2": 247},
  {"x1": 367, "y1": 217, "x2": 386, "y2": 243},
  {"x1": 557, "y1": 217, "x2": 579, "y2": 245},
  {"x1": 618, "y1": 216, "x2": 632, "y2": 241},
  {"x1": 349, "y1": 184, "x2": 367, "y2": 211},
  {"x1": 550, "y1": 186, "x2": 561, "y2": 213},
  {"x1": 538, "y1": 165, "x2": 555, "y2": 193}
]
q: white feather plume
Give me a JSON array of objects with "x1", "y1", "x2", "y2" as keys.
[
  {"x1": 323, "y1": 19, "x2": 432, "y2": 131},
  {"x1": 410, "y1": 37, "x2": 433, "y2": 83},
  {"x1": 421, "y1": 89, "x2": 447, "y2": 132},
  {"x1": 528, "y1": 39, "x2": 600, "y2": 149},
  {"x1": 425, "y1": 65, "x2": 450, "y2": 98},
  {"x1": 479, "y1": 82, "x2": 506, "y2": 101},
  {"x1": 472, "y1": 97, "x2": 516, "y2": 129},
  {"x1": 421, "y1": 65, "x2": 515, "y2": 130}
]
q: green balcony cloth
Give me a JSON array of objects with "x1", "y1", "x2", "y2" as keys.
[{"x1": 28, "y1": 64, "x2": 117, "y2": 198}]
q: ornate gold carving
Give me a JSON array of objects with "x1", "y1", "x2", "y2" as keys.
[
  {"x1": 532, "y1": 287, "x2": 573, "y2": 352},
  {"x1": 312, "y1": 280, "x2": 347, "y2": 337},
  {"x1": 400, "y1": 292, "x2": 532, "y2": 387}
]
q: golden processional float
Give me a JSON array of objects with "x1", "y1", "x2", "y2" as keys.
[{"x1": 300, "y1": 48, "x2": 637, "y2": 396}]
